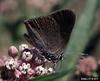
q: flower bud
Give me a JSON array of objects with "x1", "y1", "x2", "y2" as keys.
[
  {"x1": 19, "y1": 44, "x2": 29, "y2": 52},
  {"x1": 47, "y1": 68, "x2": 53, "y2": 74},
  {"x1": 35, "y1": 66, "x2": 47, "y2": 75},
  {"x1": 8, "y1": 46, "x2": 18, "y2": 58}
]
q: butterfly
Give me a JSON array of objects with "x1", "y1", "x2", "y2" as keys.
[{"x1": 24, "y1": 9, "x2": 75, "y2": 63}]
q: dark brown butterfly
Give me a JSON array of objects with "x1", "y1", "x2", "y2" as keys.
[{"x1": 24, "y1": 9, "x2": 75, "y2": 63}]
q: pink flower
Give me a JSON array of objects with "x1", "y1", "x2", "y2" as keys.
[
  {"x1": 35, "y1": 66, "x2": 47, "y2": 75},
  {"x1": 21, "y1": 50, "x2": 33, "y2": 61},
  {"x1": 14, "y1": 69, "x2": 22, "y2": 78},
  {"x1": 19, "y1": 63, "x2": 34, "y2": 75},
  {"x1": 76, "y1": 56, "x2": 98, "y2": 76},
  {"x1": 8, "y1": 46, "x2": 18, "y2": 58},
  {"x1": 97, "y1": 59, "x2": 100, "y2": 66},
  {"x1": 28, "y1": 68, "x2": 35, "y2": 76},
  {"x1": 19, "y1": 44, "x2": 29, "y2": 52},
  {"x1": 5, "y1": 58, "x2": 18, "y2": 70},
  {"x1": 0, "y1": 56, "x2": 8, "y2": 68},
  {"x1": 0, "y1": 44, "x2": 56, "y2": 81},
  {"x1": 0, "y1": 58, "x2": 5, "y2": 68}
]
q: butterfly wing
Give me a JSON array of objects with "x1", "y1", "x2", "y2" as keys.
[
  {"x1": 50, "y1": 9, "x2": 75, "y2": 54},
  {"x1": 24, "y1": 22, "x2": 47, "y2": 51},
  {"x1": 24, "y1": 9, "x2": 75, "y2": 55}
]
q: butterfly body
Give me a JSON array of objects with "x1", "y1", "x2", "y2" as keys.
[{"x1": 41, "y1": 50, "x2": 63, "y2": 63}]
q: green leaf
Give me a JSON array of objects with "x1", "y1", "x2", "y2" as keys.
[{"x1": 60, "y1": 0, "x2": 98, "y2": 81}]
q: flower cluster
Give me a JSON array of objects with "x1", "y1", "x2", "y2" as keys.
[
  {"x1": 0, "y1": 44, "x2": 54, "y2": 81},
  {"x1": 75, "y1": 55, "x2": 100, "y2": 77}
]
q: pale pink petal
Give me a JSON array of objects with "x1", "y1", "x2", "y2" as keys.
[
  {"x1": 28, "y1": 69, "x2": 35, "y2": 75},
  {"x1": 15, "y1": 69, "x2": 22, "y2": 78},
  {"x1": 0, "y1": 58, "x2": 5, "y2": 67}
]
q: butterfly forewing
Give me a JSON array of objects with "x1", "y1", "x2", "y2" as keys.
[
  {"x1": 24, "y1": 9, "x2": 75, "y2": 55},
  {"x1": 51, "y1": 9, "x2": 75, "y2": 43}
]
